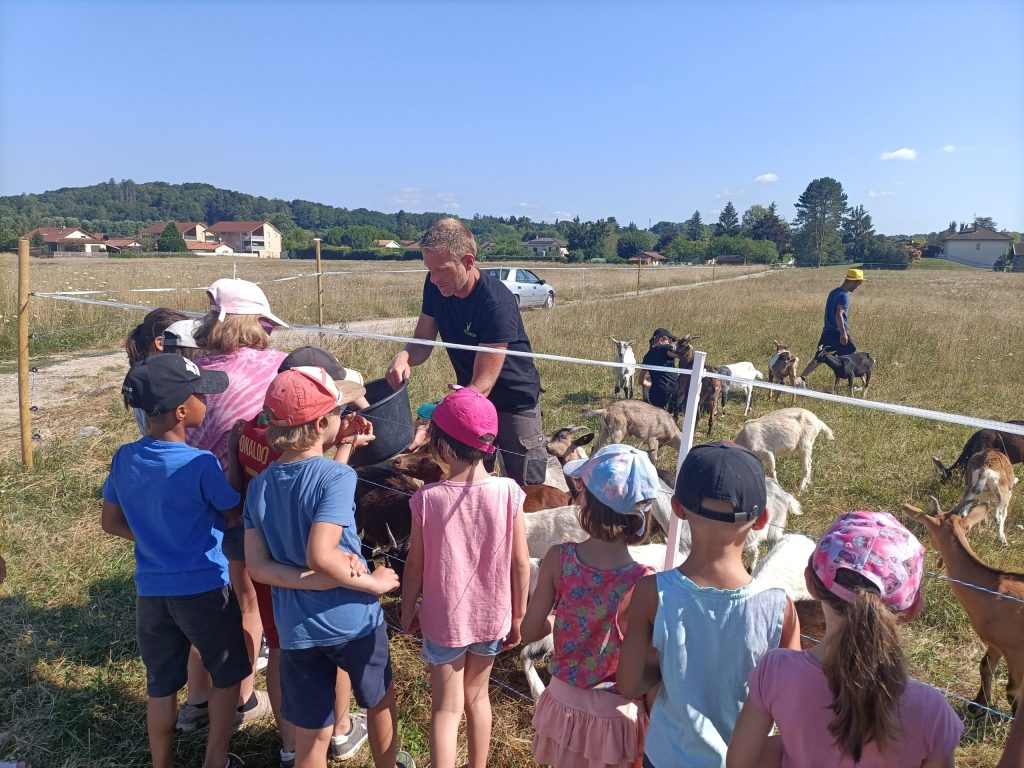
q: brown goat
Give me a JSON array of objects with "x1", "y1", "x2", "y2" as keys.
[
  {"x1": 907, "y1": 499, "x2": 1024, "y2": 715},
  {"x1": 768, "y1": 341, "x2": 799, "y2": 404},
  {"x1": 952, "y1": 449, "x2": 1018, "y2": 545}
]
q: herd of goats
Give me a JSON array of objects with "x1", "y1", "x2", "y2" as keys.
[{"x1": 349, "y1": 336, "x2": 1023, "y2": 716}]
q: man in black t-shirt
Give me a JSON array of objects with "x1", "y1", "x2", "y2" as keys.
[{"x1": 385, "y1": 218, "x2": 547, "y2": 484}]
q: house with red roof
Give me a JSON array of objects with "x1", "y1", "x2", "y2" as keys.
[{"x1": 206, "y1": 220, "x2": 281, "y2": 258}]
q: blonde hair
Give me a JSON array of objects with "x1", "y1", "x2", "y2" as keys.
[
  {"x1": 194, "y1": 312, "x2": 269, "y2": 354},
  {"x1": 265, "y1": 407, "x2": 340, "y2": 453},
  {"x1": 420, "y1": 218, "x2": 477, "y2": 261}
]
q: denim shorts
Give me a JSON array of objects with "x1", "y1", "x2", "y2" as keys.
[{"x1": 420, "y1": 636, "x2": 503, "y2": 666}]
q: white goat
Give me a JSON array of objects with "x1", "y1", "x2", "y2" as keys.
[
  {"x1": 612, "y1": 338, "x2": 637, "y2": 400},
  {"x1": 734, "y1": 407, "x2": 834, "y2": 493},
  {"x1": 717, "y1": 361, "x2": 765, "y2": 417},
  {"x1": 953, "y1": 449, "x2": 1018, "y2": 545}
]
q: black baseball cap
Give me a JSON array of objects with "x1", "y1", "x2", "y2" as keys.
[
  {"x1": 674, "y1": 441, "x2": 767, "y2": 523},
  {"x1": 122, "y1": 354, "x2": 228, "y2": 416},
  {"x1": 650, "y1": 327, "x2": 677, "y2": 343},
  {"x1": 280, "y1": 346, "x2": 348, "y2": 381}
]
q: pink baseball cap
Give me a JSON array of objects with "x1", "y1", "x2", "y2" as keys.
[
  {"x1": 430, "y1": 387, "x2": 497, "y2": 454},
  {"x1": 207, "y1": 278, "x2": 288, "y2": 328},
  {"x1": 264, "y1": 366, "x2": 363, "y2": 426},
  {"x1": 812, "y1": 510, "x2": 924, "y2": 613}
]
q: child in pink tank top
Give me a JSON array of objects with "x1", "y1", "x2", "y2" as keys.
[
  {"x1": 521, "y1": 444, "x2": 662, "y2": 768},
  {"x1": 728, "y1": 511, "x2": 963, "y2": 768},
  {"x1": 400, "y1": 388, "x2": 530, "y2": 768}
]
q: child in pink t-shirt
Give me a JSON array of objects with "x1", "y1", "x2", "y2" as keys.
[
  {"x1": 728, "y1": 511, "x2": 963, "y2": 768},
  {"x1": 521, "y1": 443, "x2": 662, "y2": 768},
  {"x1": 400, "y1": 388, "x2": 530, "y2": 768}
]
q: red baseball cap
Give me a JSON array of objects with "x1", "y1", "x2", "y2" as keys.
[
  {"x1": 431, "y1": 387, "x2": 498, "y2": 454},
  {"x1": 264, "y1": 366, "x2": 364, "y2": 426}
]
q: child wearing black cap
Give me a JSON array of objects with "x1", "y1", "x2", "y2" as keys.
[
  {"x1": 640, "y1": 328, "x2": 680, "y2": 408},
  {"x1": 618, "y1": 441, "x2": 801, "y2": 768},
  {"x1": 101, "y1": 355, "x2": 253, "y2": 768}
]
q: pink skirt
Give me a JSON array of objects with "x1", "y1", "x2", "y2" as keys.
[{"x1": 531, "y1": 676, "x2": 648, "y2": 768}]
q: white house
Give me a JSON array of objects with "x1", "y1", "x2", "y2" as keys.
[
  {"x1": 523, "y1": 237, "x2": 569, "y2": 259},
  {"x1": 942, "y1": 225, "x2": 1013, "y2": 268}
]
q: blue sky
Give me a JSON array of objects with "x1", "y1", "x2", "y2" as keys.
[{"x1": 1, "y1": 0, "x2": 1021, "y2": 234}]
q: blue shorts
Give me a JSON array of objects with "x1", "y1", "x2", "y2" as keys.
[
  {"x1": 420, "y1": 637, "x2": 503, "y2": 666},
  {"x1": 280, "y1": 622, "x2": 392, "y2": 730}
]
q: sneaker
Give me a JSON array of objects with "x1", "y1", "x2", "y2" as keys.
[
  {"x1": 329, "y1": 711, "x2": 368, "y2": 760},
  {"x1": 175, "y1": 702, "x2": 209, "y2": 732},
  {"x1": 279, "y1": 749, "x2": 296, "y2": 768},
  {"x1": 395, "y1": 751, "x2": 416, "y2": 768},
  {"x1": 255, "y1": 638, "x2": 269, "y2": 674},
  {"x1": 233, "y1": 690, "x2": 273, "y2": 730}
]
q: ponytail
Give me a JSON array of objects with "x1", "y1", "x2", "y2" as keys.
[{"x1": 812, "y1": 568, "x2": 907, "y2": 762}]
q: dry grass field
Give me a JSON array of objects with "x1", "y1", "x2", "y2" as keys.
[{"x1": 1, "y1": 255, "x2": 1022, "y2": 767}]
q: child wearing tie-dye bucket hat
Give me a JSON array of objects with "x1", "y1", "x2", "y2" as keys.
[
  {"x1": 729, "y1": 510, "x2": 963, "y2": 768},
  {"x1": 520, "y1": 444, "x2": 662, "y2": 768}
]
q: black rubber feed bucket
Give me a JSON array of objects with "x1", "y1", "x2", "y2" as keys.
[{"x1": 347, "y1": 378, "x2": 415, "y2": 468}]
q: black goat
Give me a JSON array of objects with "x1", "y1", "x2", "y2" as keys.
[
  {"x1": 809, "y1": 346, "x2": 874, "y2": 396},
  {"x1": 932, "y1": 420, "x2": 1024, "y2": 483}
]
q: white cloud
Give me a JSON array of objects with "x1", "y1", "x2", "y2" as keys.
[
  {"x1": 880, "y1": 147, "x2": 917, "y2": 161},
  {"x1": 753, "y1": 172, "x2": 778, "y2": 184},
  {"x1": 868, "y1": 189, "x2": 896, "y2": 198},
  {"x1": 941, "y1": 144, "x2": 956, "y2": 153},
  {"x1": 386, "y1": 187, "x2": 460, "y2": 210}
]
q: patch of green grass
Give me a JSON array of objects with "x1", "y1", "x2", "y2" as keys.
[{"x1": 2, "y1": 264, "x2": 1022, "y2": 766}]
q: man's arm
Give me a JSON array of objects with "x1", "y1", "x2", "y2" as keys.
[
  {"x1": 386, "y1": 313, "x2": 439, "y2": 388},
  {"x1": 469, "y1": 342, "x2": 507, "y2": 396},
  {"x1": 101, "y1": 500, "x2": 134, "y2": 541}
]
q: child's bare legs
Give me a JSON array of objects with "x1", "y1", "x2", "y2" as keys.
[
  {"x1": 463, "y1": 653, "x2": 496, "y2": 768},
  {"x1": 147, "y1": 695, "x2": 176, "y2": 768},
  {"x1": 429, "y1": 658, "x2": 466, "y2": 768},
  {"x1": 267, "y1": 649, "x2": 295, "y2": 753},
  {"x1": 366, "y1": 685, "x2": 399, "y2": 768},
  {"x1": 295, "y1": 725, "x2": 332, "y2": 768},
  {"x1": 334, "y1": 669, "x2": 352, "y2": 737},
  {"x1": 229, "y1": 560, "x2": 262, "y2": 704},
  {"x1": 205, "y1": 681, "x2": 240, "y2": 768}
]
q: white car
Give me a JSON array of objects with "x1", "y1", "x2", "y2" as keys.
[{"x1": 480, "y1": 267, "x2": 556, "y2": 309}]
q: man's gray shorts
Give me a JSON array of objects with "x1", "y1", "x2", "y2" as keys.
[{"x1": 493, "y1": 406, "x2": 547, "y2": 485}]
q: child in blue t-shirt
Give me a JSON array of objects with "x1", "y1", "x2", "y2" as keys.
[
  {"x1": 102, "y1": 354, "x2": 251, "y2": 768},
  {"x1": 243, "y1": 366, "x2": 414, "y2": 768}
]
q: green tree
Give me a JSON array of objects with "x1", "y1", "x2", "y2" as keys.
[
  {"x1": 793, "y1": 177, "x2": 848, "y2": 266},
  {"x1": 715, "y1": 202, "x2": 740, "y2": 236},
  {"x1": 684, "y1": 210, "x2": 704, "y2": 241},
  {"x1": 617, "y1": 229, "x2": 656, "y2": 260},
  {"x1": 749, "y1": 202, "x2": 792, "y2": 255},
  {"x1": 841, "y1": 205, "x2": 875, "y2": 263},
  {"x1": 157, "y1": 222, "x2": 188, "y2": 253}
]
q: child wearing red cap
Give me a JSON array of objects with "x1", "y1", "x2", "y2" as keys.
[
  {"x1": 728, "y1": 511, "x2": 962, "y2": 768},
  {"x1": 400, "y1": 387, "x2": 531, "y2": 768},
  {"x1": 242, "y1": 367, "x2": 413, "y2": 768}
]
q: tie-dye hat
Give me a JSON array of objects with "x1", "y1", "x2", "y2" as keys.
[
  {"x1": 563, "y1": 444, "x2": 661, "y2": 532},
  {"x1": 812, "y1": 510, "x2": 924, "y2": 613}
]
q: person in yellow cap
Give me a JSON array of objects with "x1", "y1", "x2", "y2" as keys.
[{"x1": 816, "y1": 268, "x2": 864, "y2": 355}]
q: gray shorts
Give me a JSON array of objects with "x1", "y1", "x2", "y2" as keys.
[
  {"x1": 492, "y1": 406, "x2": 547, "y2": 485},
  {"x1": 136, "y1": 585, "x2": 251, "y2": 697},
  {"x1": 221, "y1": 524, "x2": 245, "y2": 562}
]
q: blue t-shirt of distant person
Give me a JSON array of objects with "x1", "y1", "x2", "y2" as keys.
[
  {"x1": 421, "y1": 272, "x2": 542, "y2": 413},
  {"x1": 102, "y1": 437, "x2": 239, "y2": 597},
  {"x1": 243, "y1": 458, "x2": 382, "y2": 650},
  {"x1": 823, "y1": 287, "x2": 851, "y2": 332},
  {"x1": 642, "y1": 345, "x2": 679, "y2": 408}
]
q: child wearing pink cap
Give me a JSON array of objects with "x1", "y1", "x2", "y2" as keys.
[
  {"x1": 400, "y1": 387, "x2": 531, "y2": 768},
  {"x1": 521, "y1": 444, "x2": 662, "y2": 768},
  {"x1": 728, "y1": 511, "x2": 963, "y2": 768}
]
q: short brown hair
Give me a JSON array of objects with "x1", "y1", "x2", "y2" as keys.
[
  {"x1": 420, "y1": 218, "x2": 477, "y2": 261},
  {"x1": 265, "y1": 406, "x2": 340, "y2": 453},
  {"x1": 194, "y1": 311, "x2": 270, "y2": 354},
  {"x1": 577, "y1": 487, "x2": 649, "y2": 546}
]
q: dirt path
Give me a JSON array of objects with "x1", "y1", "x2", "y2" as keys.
[{"x1": 0, "y1": 268, "x2": 777, "y2": 450}]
